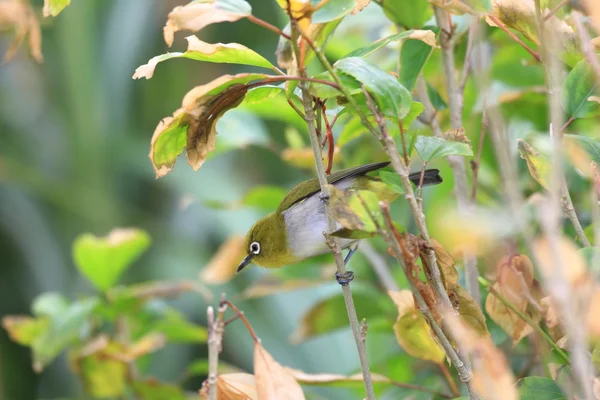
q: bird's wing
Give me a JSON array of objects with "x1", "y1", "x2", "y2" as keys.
[{"x1": 277, "y1": 161, "x2": 391, "y2": 212}]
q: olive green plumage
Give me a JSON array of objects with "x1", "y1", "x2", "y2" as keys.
[{"x1": 237, "y1": 162, "x2": 442, "y2": 271}]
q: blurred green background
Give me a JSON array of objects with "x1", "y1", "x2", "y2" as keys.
[{"x1": 0, "y1": 1, "x2": 460, "y2": 399}]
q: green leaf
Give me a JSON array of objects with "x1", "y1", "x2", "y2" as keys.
[
  {"x1": 30, "y1": 294, "x2": 99, "y2": 371},
  {"x1": 565, "y1": 134, "x2": 600, "y2": 163},
  {"x1": 73, "y1": 228, "x2": 151, "y2": 291},
  {"x1": 2, "y1": 316, "x2": 49, "y2": 347},
  {"x1": 379, "y1": 0, "x2": 432, "y2": 28},
  {"x1": 133, "y1": 37, "x2": 275, "y2": 79},
  {"x1": 401, "y1": 101, "x2": 424, "y2": 128},
  {"x1": 291, "y1": 288, "x2": 391, "y2": 342},
  {"x1": 311, "y1": 0, "x2": 354, "y2": 23},
  {"x1": 337, "y1": 115, "x2": 369, "y2": 148},
  {"x1": 400, "y1": 34, "x2": 435, "y2": 92},
  {"x1": 335, "y1": 57, "x2": 412, "y2": 120},
  {"x1": 427, "y1": 83, "x2": 448, "y2": 111},
  {"x1": 43, "y1": 0, "x2": 71, "y2": 17},
  {"x1": 153, "y1": 309, "x2": 208, "y2": 343},
  {"x1": 242, "y1": 185, "x2": 287, "y2": 211},
  {"x1": 517, "y1": 377, "x2": 566, "y2": 399},
  {"x1": 563, "y1": 59, "x2": 600, "y2": 119},
  {"x1": 75, "y1": 343, "x2": 128, "y2": 398},
  {"x1": 379, "y1": 171, "x2": 404, "y2": 194},
  {"x1": 415, "y1": 136, "x2": 473, "y2": 162},
  {"x1": 344, "y1": 30, "x2": 436, "y2": 59},
  {"x1": 132, "y1": 380, "x2": 186, "y2": 400},
  {"x1": 517, "y1": 139, "x2": 551, "y2": 190}
]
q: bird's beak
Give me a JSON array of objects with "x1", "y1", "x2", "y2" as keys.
[{"x1": 237, "y1": 254, "x2": 254, "y2": 273}]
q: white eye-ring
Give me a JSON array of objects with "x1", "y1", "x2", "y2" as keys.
[{"x1": 250, "y1": 242, "x2": 260, "y2": 255}]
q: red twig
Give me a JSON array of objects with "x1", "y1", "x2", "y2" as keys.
[
  {"x1": 398, "y1": 119, "x2": 409, "y2": 166},
  {"x1": 220, "y1": 300, "x2": 260, "y2": 342},
  {"x1": 486, "y1": 14, "x2": 542, "y2": 62},
  {"x1": 559, "y1": 115, "x2": 575, "y2": 134},
  {"x1": 247, "y1": 15, "x2": 291, "y2": 40},
  {"x1": 321, "y1": 102, "x2": 335, "y2": 175}
]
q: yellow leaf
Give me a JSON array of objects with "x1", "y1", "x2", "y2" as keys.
[
  {"x1": 0, "y1": 0, "x2": 43, "y2": 62},
  {"x1": 389, "y1": 290, "x2": 445, "y2": 363},
  {"x1": 163, "y1": 0, "x2": 252, "y2": 47},
  {"x1": 71, "y1": 341, "x2": 128, "y2": 399},
  {"x1": 254, "y1": 343, "x2": 306, "y2": 400},
  {"x1": 533, "y1": 237, "x2": 587, "y2": 286},
  {"x1": 540, "y1": 296, "x2": 563, "y2": 340},
  {"x1": 454, "y1": 286, "x2": 489, "y2": 337},
  {"x1": 126, "y1": 333, "x2": 166, "y2": 360},
  {"x1": 518, "y1": 139, "x2": 551, "y2": 189},
  {"x1": 285, "y1": 367, "x2": 392, "y2": 385},
  {"x1": 43, "y1": 0, "x2": 71, "y2": 17},
  {"x1": 200, "y1": 235, "x2": 247, "y2": 284},
  {"x1": 485, "y1": 255, "x2": 539, "y2": 344}
]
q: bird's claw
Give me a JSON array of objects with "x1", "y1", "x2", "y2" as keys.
[
  {"x1": 319, "y1": 192, "x2": 330, "y2": 203},
  {"x1": 335, "y1": 271, "x2": 354, "y2": 285}
]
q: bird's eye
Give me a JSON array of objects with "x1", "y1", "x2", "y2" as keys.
[{"x1": 250, "y1": 242, "x2": 260, "y2": 255}]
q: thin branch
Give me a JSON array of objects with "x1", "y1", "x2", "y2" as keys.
[
  {"x1": 572, "y1": 11, "x2": 600, "y2": 85},
  {"x1": 206, "y1": 295, "x2": 227, "y2": 400},
  {"x1": 289, "y1": 13, "x2": 375, "y2": 399},
  {"x1": 543, "y1": 0, "x2": 569, "y2": 22},
  {"x1": 479, "y1": 277, "x2": 570, "y2": 364},
  {"x1": 434, "y1": 7, "x2": 481, "y2": 304},
  {"x1": 220, "y1": 299, "x2": 260, "y2": 342},
  {"x1": 561, "y1": 183, "x2": 592, "y2": 246},
  {"x1": 380, "y1": 204, "x2": 478, "y2": 398},
  {"x1": 471, "y1": 109, "x2": 487, "y2": 202},
  {"x1": 486, "y1": 14, "x2": 542, "y2": 62},
  {"x1": 247, "y1": 14, "x2": 291, "y2": 40},
  {"x1": 438, "y1": 362, "x2": 460, "y2": 397},
  {"x1": 360, "y1": 241, "x2": 400, "y2": 292}
]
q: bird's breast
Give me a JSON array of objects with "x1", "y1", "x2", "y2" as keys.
[{"x1": 283, "y1": 182, "x2": 357, "y2": 260}]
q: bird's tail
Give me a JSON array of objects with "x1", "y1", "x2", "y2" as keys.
[{"x1": 408, "y1": 169, "x2": 443, "y2": 186}]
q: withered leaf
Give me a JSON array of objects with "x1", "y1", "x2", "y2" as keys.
[
  {"x1": 204, "y1": 373, "x2": 258, "y2": 400},
  {"x1": 485, "y1": 255, "x2": 539, "y2": 345},
  {"x1": 455, "y1": 285, "x2": 489, "y2": 337},
  {"x1": 163, "y1": 0, "x2": 252, "y2": 47},
  {"x1": 254, "y1": 342, "x2": 305, "y2": 400},
  {"x1": 389, "y1": 290, "x2": 445, "y2": 363},
  {"x1": 443, "y1": 127, "x2": 471, "y2": 145},
  {"x1": 148, "y1": 73, "x2": 273, "y2": 178},
  {"x1": 0, "y1": 0, "x2": 43, "y2": 62},
  {"x1": 199, "y1": 235, "x2": 246, "y2": 284},
  {"x1": 533, "y1": 236, "x2": 587, "y2": 286}
]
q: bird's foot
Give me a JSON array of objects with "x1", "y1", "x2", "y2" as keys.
[
  {"x1": 319, "y1": 192, "x2": 330, "y2": 204},
  {"x1": 335, "y1": 271, "x2": 354, "y2": 285}
]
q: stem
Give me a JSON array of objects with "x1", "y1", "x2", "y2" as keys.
[
  {"x1": 561, "y1": 182, "x2": 592, "y2": 246},
  {"x1": 438, "y1": 362, "x2": 460, "y2": 397},
  {"x1": 434, "y1": 7, "x2": 481, "y2": 304},
  {"x1": 479, "y1": 277, "x2": 570, "y2": 364},
  {"x1": 220, "y1": 299, "x2": 260, "y2": 342},
  {"x1": 206, "y1": 296, "x2": 227, "y2": 400},
  {"x1": 380, "y1": 204, "x2": 479, "y2": 398},
  {"x1": 247, "y1": 15, "x2": 291, "y2": 40},
  {"x1": 486, "y1": 14, "x2": 542, "y2": 62},
  {"x1": 543, "y1": 0, "x2": 569, "y2": 21},
  {"x1": 471, "y1": 109, "x2": 487, "y2": 202},
  {"x1": 398, "y1": 119, "x2": 409, "y2": 165},
  {"x1": 289, "y1": 16, "x2": 375, "y2": 399}
]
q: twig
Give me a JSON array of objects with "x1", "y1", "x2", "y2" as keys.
[
  {"x1": 434, "y1": 7, "x2": 481, "y2": 304},
  {"x1": 247, "y1": 15, "x2": 291, "y2": 40},
  {"x1": 459, "y1": 20, "x2": 479, "y2": 98},
  {"x1": 471, "y1": 109, "x2": 487, "y2": 202},
  {"x1": 220, "y1": 299, "x2": 260, "y2": 342},
  {"x1": 561, "y1": 183, "x2": 592, "y2": 246},
  {"x1": 206, "y1": 295, "x2": 227, "y2": 400},
  {"x1": 559, "y1": 116, "x2": 575, "y2": 134},
  {"x1": 380, "y1": 203, "x2": 478, "y2": 398},
  {"x1": 398, "y1": 119, "x2": 409, "y2": 165},
  {"x1": 438, "y1": 362, "x2": 460, "y2": 397},
  {"x1": 543, "y1": 0, "x2": 569, "y2": 22},
  {"x1": 288, "y1": 12, "x2": 375, "y2": 399},
  {"x1": 486, "y1": 14, "x2": 542, "y2": 62},
  {"x1": 479, "y1": 277, "x2": 570, "y2": 364},
  {"x1": 321, "y1": 103, "x2": 335, "y2": 174}
]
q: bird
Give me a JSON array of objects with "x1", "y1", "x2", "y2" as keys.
[{"x1": 236, "y1": 161, "x2": 442, "y2": 274}]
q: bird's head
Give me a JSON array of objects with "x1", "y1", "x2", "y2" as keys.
[{"x1": 237, "y1": 213, "x2": 293, "y2": 272}]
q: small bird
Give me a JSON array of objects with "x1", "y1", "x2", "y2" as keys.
[{"x1": 237, "y1": 161, "x2": 442, "y2": 273}]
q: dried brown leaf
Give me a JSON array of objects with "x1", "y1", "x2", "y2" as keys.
[
  {"x1": 541, "y1": 296, "x2": 563, "y2": 340},
  {"x1": 254, "y1": 343, "x2": 305, "y2": 400},
  {"x1": 216, "y1": 373, "x2": 258, "y2": 400},
  {"x1": 485, "y1": 255, "x2": 539, "y2": 344},
  {"x1": 446, "y1": 314, "x2": 517, "y2": 400},
  {"x1": 443, "y1": 127, "x2": 471, "y2": 145},
  {"x1": 0, "y1": 0, "x2": 43, "y2": 62},
  {"x1": 351, "y1": 0, "x2": 371, "y2": 15},
  {"x1": 533, "y1": 237, "x2": 587, "y2": 286},
  {"x1": 199, "y1": 235, "x2": 246, "y2": 284},
  {"x1": 163, "y1": 0, "x2": 252, "y2": 47}
]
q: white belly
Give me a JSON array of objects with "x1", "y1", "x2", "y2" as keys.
[{"x1": 282, "y1": 187, "x2": 357, "y2": 259}]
